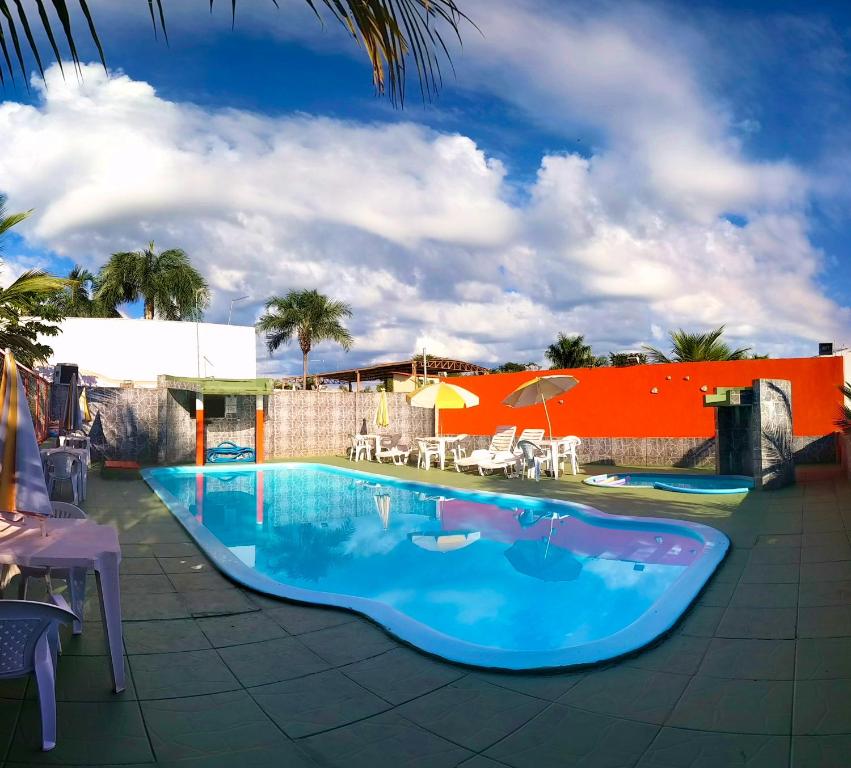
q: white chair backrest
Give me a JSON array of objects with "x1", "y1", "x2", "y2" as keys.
[
  {"x1": 454, "y1": 433, "x2": 468, "y2": 442},
  {"x1": 0, "y1": 600, "x2": 76, "y2": 678},
  {"x1": 517, "y1": 429, "x2": 545, "y2": 443},
  {"x1": 563, "y1": 435, "x2": 581, "y2": 448},
  {"x1": 64, "y1": 436, "x2": 88, "y2": 450},
  {"x1": 489, "y1": 426, "x2": 516, "y2": 453},
  {"x1": 45, "y1": 451, "x2": 78, "y2": 481},
  {"x1": 50, "y1": 502, "x2": 86, "y2": 519}
]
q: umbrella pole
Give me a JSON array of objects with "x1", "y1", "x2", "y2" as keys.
[
  {"x1": 542, "y1": 397, "x2": 553, "y2": 440},
  {"x1": 435, "y1": 406, "x2": 440, "y2": 437}
]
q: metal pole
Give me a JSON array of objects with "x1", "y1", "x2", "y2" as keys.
[{"x1": 228, "y1": 295, "x2": 249, "y2": 325}]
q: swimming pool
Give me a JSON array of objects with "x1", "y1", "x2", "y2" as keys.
[
  {"x1": 143, "y1": 463, "x2": 729, "y2": 670},
  {"x1": 585, "y1": 472, "x2": 753, "y2": 495}
]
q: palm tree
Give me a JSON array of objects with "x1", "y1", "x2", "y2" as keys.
[
  {"x1": 643, "y1": 326, "x2": 751, "y2": 363},
  {"x1": 837, "y1": 383, "x2": 851, "y2": 435},
  {"x1": 53, "y1": 265, "x2": 119, "y2": 318},
  {"x1": 2, "y1": 1, "x2": 470, "y2": 106},
  {"x1": 0, "y1": 194, "x2": 68, "y2": 365},
  {"x1": 96, "y1": 242, "x2": 209, "y2": 320},
  {"x1": 545, "y1": 333, "x2": 599, "y2": 369},
  {"x1": 257, "y1": 289, "x2": 353, "y2": 390}
]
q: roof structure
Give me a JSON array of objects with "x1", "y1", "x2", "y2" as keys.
[
  {"x1": 162, "y1": 375, "x2": 275, "y2": 395},
  {"x1": 307, "y1": 357, "x2": 490, "y2": 385}
]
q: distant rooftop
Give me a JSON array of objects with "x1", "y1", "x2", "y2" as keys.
[{"x1": 306, "y1": 356, "x2": 490, "y2": 385}]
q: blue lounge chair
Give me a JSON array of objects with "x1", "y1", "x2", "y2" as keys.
[{"x1": 206, "y1": 441, "x2": 256, "y2": 464}]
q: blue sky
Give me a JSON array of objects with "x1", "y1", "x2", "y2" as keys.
[{"x1": 1, "y1": 0, "x2": 850, "y2": 375}]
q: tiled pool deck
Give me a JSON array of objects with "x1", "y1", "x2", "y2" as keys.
[{"x1": 2, "y1": 459, "x2": 850, "y2": 767}]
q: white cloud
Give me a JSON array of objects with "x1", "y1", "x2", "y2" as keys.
[{"x1": 0, "y1": 0, "x2": 848, "y2": 375}]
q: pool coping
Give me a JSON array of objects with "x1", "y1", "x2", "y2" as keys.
[
  {"x1": 584, "y1": 471, "x2": 754, "y2": 495},
  {"x1": 142, "y1": 461, "x2": 730, "y2": 671}
]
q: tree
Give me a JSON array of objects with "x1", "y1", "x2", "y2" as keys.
[
  {"x1": 609, "y1": 351, "x2": 648, "y2": 367},
  {"x1": 257, "y1": 289, "x2": 353, "y2": 390},
  {"x1": 544, "y1": 333, "x2": 602, "y2": 369},
  {"x1": 2, "y1": 1, "x2": 470, "y2": 106},
  {"x1": 52, "y1": 265, "x2": 119, "y2": 318},
  {"x1": 0, "y1": 194, "x2": 68, "y2": 366},
  {"x1": 492, "y1": 362, "x2": 536, "y2": 374},
  {"x1": 643, "y1": 326, "x2": 751, "y2": 363},
  {"x1": 837, "y1": 383, "x2": 851, "y2": 435},
  {"x1": 96, "y1": 242, "x2": 209, "y2": 320}
]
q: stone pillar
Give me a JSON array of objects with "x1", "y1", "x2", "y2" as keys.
[{"x1": 751, "y1": 379, "x2": 794, "y2": 490}]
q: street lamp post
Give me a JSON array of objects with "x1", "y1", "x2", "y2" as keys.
[{"x1": 228, "y1": 295, "x2": 250, "y2": 325}]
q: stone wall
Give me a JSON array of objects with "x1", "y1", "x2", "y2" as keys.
[
  {"x1": 205, "y1": 395, "x2": 258, "y2": 453},
  {"x1": 86, "y1": 387, "x2": 160, "y2": 462},
  {"x1": 265, "y1": 391, "x2": 434, "y2": 458},
  {"x1": 157, "y1": 388, "x2": 195, "y2": 465},
  {"x1": 753, "y1": 379, "x2": 795, "y2": 490}
]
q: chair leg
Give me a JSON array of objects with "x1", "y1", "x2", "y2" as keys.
[
  {"x1": 68, "y1": 568, "x2": 86, "y2": 635},
  {"x1": 33, "y1": 632, "x2": 57, "y2": 751}
]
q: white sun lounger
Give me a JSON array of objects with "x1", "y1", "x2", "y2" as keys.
[{"x1": 455, "y1": 426, "x2": 517, "y2": 473}]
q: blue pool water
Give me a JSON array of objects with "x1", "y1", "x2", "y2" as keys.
[
  {"x1": 585, "y1": 472, "x2": 753, "y2": 494},
  {"x1": 144, "y1": 463, "x2": 729, "y2": 669}
]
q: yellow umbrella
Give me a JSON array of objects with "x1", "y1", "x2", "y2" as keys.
[
  {"x1": 406, "y1": 381, "x2": 479, "y2": 436},
  {"x1": 0, "y1": 350, "x2": 53, "y2": 524},
  {"x1": 79, "y1": 387, "x2": 92, "y2": 423},
  {"x1": 502, "y1": 375, "x2": 579, "y2": 439},
  {"x1": 374, "y1": 390, "x2": 390, "y2": 429}
]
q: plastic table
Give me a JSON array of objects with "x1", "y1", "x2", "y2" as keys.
[{"x1": 0, "y1": 518, "x2": 125, "y2": 692}]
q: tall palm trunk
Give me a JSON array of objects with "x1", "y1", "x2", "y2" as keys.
[
  {"x1": 144, "y1": 297, "x2": 155, "y2": 320},
  {"x1": 299, "y1": 331, "x2": 311, "y2": 390}
]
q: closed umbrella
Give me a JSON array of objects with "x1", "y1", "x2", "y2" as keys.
[
  {"x1": 502, "y1": 375, "x2": 579, "y2": 439},
  {"x1": 62, "y1": 372, "x2": 82, "y2": 434},
  {"x1": 0, "y1": 350, "x2": 53, "y2": 526},
  {"x1": 79, "y1": 387, "x2": 92, "y2": 423},
  {"x1": 407, "y1": 381, "x2": 479, "y2": 436},
  {"x1": 374, "y1": 390, "x2": 390, "y2": 429}
]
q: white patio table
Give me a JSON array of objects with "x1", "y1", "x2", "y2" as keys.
[
  {"x1": 0, "y1": 518, "x2": 125, "y2": 693},
  {"x1": 537, "y1": 437, "x2": 576, "y2": 479},
  {"x1": 41, "y1": 447, "x2": 88, "y2": 502}
]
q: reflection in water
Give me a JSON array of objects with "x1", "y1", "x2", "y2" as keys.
[
  {"x1": 409, "y1": 531, "x2": 481, "y2": 553},
  {"x1": 266, "y1": 520, "x2": 355, "y2": 582},
  {"x1": 504, "y1": 539, "x2": 583, "y2": 582},
  {"x1": 373, "y1": 492, "x2": 391, "y2": 531}
]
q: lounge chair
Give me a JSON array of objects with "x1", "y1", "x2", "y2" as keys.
[
  {"x1": 0, "y1": 600, "x2": 76, "y2": 750},
  {"x1": 376, "y1": 434, "x2": 410, "y2": 465},
  {"x1": 455, "y1": 426, "x2": 517, "y2": 473}
]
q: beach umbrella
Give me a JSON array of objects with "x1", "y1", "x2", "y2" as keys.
[
  {"x1": 407, "y1": 381, "x2": 479, "y2": 436},
  {"x1": 79, "y1": 387, "x2": 92, "y2": 423},
  {"x1": 502, "y1": 375, "x2": 579, "y2": 439},
  {"x1": 374, "y1": 390, "x2": 390, "y2": 429},
  {"x1": 62, "y1": 372, "x2": 83, "y2": 433},
  {"x1": 0, "y1": 350, "x2": 53, "y2": 524},
  {"x1": 504, "y1": 538, "x2": 583, "y2": 582},
  {"x1": 374, "y1": 492, "x2": 391, "y2": 530},
  {"x1": 409, "y1": 531, "x2": 481, "y2": 552}
]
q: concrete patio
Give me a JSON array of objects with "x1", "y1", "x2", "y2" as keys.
[{"x1": 1, "y1": 458, "x2": 849, "y2": 767}]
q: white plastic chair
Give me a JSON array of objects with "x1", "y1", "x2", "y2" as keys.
[
  {"x1": 0, "y1": 600, "x2": 76, "y2": 750},
  {"x1": 348, "y1": 435, "x2": 371, "y2": 462},
  {"x1": 18, "y1": 503, "x2": 88, "y2": 635},
  {"x1": 376, "y1": 435, "x2": 405, "y2": 464},
  {"x1": 63, "y1": 435, "x2": 91, "y2": 467},
  {"x1": 556, "y1": 436, "x2": 582, "y2": 475},
  {"x1": 44, "y1": 452, "x2": 82, "y2": 505},
  {"x1": 416, "y1": 439, "x2": 440, "y2": 470},
  {"x1": 446, "y1": 434, "x2": 469, "y2": 467}
]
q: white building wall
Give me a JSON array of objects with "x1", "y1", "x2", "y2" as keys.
[{"x1": 39, "y1": 318, "x2": 256, "y2": 386}]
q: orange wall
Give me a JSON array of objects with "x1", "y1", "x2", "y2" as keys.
[{"x1": 440, "y1": 357, "x2": 844, "y2": 438}]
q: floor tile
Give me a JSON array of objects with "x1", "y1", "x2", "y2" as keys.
[
  {"x1": 698, "y1": 638, "x2": 795, "y2": 680},
  {"x1": 795, "y1": 638, "x2": 851, "y2": 679},
  {"x1": 195, "y1": 612, "x2": 287, "y2": 647},
  {"x1": 397, "y1": 676, "x2": 547, "y2": 752},
  {"x1": 740, "y1": 562, "x2": 799, "y2": 584},
  {"x1": 182, "y1": 589, "x2": 259, "y2": 617},
  {"x1": 667, "y1": 677, "x2": 793, "y2": 735},
  {"x1": 623, "y1": 635, "x2": 710, "y2": 676},
  {"x1": 471, "y1": 669, "x2": 586, "y2": 702},
  {"x1": 800, "y1": 561, "x2": 851, "y2": 583},
  {"x1": 249, "y1": 669, "x2": 389, "y2": 738},
  {"x1": 303, "y1": 711, "x2": 473, "y2": 768},
  {"x1": 157, "y1": 555, "x2": 214, "y2": 574},
  {"x1": 697, "y1": 580, "x2": 736, "y2": 607},
  {"x1": 730, "y1": 582, "x2": 799, "y2": 609},
  {"x1": 676, "y1": 606, "x2": 724, "y2": 637},
  {"x1": 792, "y1": 735, "x2": 851, "y2": 768},
  {"x1": 342, "y1": 647, "x2": 464, "y2": 705},
  {"x1": 559, "y1": 667, "x2": 689, "y2": 725},
  {"x1": 129, "y1": 649, "x2": 241, "y2": 699},
  {"x1": 298, "y1": 619, "x2": 398, "y2": 666},
  {"x1": 123, "y1": 618, "x2": 212, "y2": 654},
  {"x1": 798, "y1": 580, "x2": 851, "y2": 608},
  {"x1": 0, "y1": 698, "x2": 22, "y2": 756},
  {"x1": 800, "y1": 542, "x2": 851, "y2": 563},
  {"x1": 716, "y1": 607, "x2": 797, "y2": 639},
  {"x1": 485, "y1": 703, "x2": 659, "y2": 768},
  {"x1": 120, "y1": 557, "x2": 164, "y2": 575},
  {"x1": 35, "y1": 655, "x2": 136, "y2": 702},
  {"x1": 749, "y1": 546, "x2": 801, "y2": 565},
  {"x1": 636, "y1": 728, "x2": 789, "y2": 768},
  {"x1": 219, "y1": 637, "x2": 329, "y2": 687},
  {"x1": 141, "y1": 689, "x2": 312, "y2": 765},
  {"x1": 8, "y1": 700, "x2": 153, "y2": 764},
  {"x1": 152, "y1": 542, "x2": 202, "y2": 558},
  {"x1": 121, "y1": 592, "x2": 190, "y2": 622},
  {"x1": 793, "y1": 679, "x2": 851, "y2": 735},
  {"x1": 168, "y1": 571, "x2": 234, "y2": 592},
  {"x1": 797, "y1": 606, "x2": 851, "y2": 638},
  {"x1": 263, "y1": 603, "x2": 356, "y2": 635}
]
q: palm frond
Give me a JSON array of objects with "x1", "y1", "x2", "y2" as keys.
[{"x1": 6, "y1": 1, "x2": 469, "y2": 106}]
